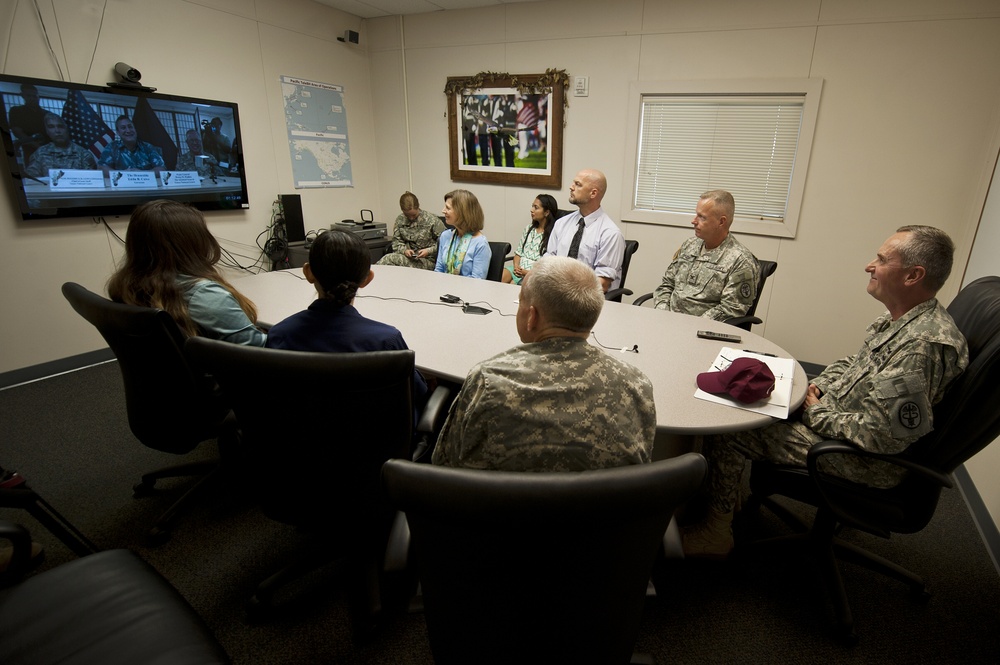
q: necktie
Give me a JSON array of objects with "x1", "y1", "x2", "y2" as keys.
[{"x1": 567, "y1": 219, "x2": 585, "y2": 259}]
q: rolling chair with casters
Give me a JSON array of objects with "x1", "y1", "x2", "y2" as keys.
[
  {"x1": 0, "y1": 468, "x2": 97, "y2": 560},
  {"x1": 604, "y1": 239, "x2": 640, "y2": 302},
  {"x1": 61, "y1": 283, "x2": 234, "y2": 545},
  {"x1": 184, "y1": 339, "x2": 415, "y2": 635},
  {"x1": 633, "y1": 259, "x2": 777, "y2": 331},
  {"x1": 382, "y1": 454, "x2": 707, "y2": 665},
  {"x1": 486, "y1": 241, "x2": 512, "y2": 282},
  {"x1": 0, "y1": 521, "x2": 230, "y2": 665},
  {"x1": 745, "y1": 275, "x2": 1000, "y2": 644}
]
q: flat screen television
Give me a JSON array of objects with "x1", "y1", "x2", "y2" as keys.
[{"x1": 0, "y1": 73, "x2": 249, "y2": 220}]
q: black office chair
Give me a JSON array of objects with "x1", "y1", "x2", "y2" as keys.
[
  {"x1": 745, "y1": 275, "x2": 1000, "y2": 644},
  {"x1": 605, "y1": 239, "x2": 640, "y2": 302},
  {"x1": 0, "y1": 521, "x2": 230, "y2": 665},
  {"x1": 633, "y1": 258, "x2": 777, "y2": 331},
  {"x1": 486, "y1": 241, "x2": 512, "y2": 282},
  {"x1": 183, "y1": 339, "x2": 414, "y2": 631},
  {"x1": 382, "y1": 454, "x2": 707, "y2": 665},
  {"x1": 61, "y1": 283, "x2": 233, "y2": 544}
]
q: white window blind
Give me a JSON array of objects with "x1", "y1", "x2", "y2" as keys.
[{"x1": 635, "y1": 95, "x2": 805, "y2": 222}]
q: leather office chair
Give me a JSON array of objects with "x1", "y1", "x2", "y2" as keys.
[
  {"x1": 633, "y1": 258, "x2": 777, "y2": 331},
  {"x1": 0, "y1": 521, "x2": 229, "y2": 665},
  {"x1": 745, "y1": 275, "x2": 1000, "y2": 643},
  {"x1": 183, "y1": 339, "x2": 414, "y2": 631},
  {"x1": 486, "y1": 241, "x2": 512, "y2": 282},
  {"x1": 61, "y1": 283, "x2": 233, "y2": 545},
  {"x1": 604, "y1": 239, "x2": 640, "y2": 303},
  {"x1": 382, "y1": 454, "x2": 707, "y2": 665}
]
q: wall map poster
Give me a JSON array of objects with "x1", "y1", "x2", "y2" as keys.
[{"x1": 281, "y1": 75, "x2": 353, "y2": 188}]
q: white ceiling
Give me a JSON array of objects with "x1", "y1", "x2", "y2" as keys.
[{"x1": 313, "y1": 0, "x2": 543, "y2": 20}]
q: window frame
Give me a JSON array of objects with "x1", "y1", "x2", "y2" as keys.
[{"x1": 620, "y1": 78, "x2": 823, "y2": 239}]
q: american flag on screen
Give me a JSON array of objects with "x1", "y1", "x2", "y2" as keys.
[{"x1": 61, "y1": 89, "x2": 114, "y2": 159}]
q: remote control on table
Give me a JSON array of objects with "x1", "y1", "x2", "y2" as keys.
[{"x1": 696, "y1": 330, "x2": 742, "y2": 343}]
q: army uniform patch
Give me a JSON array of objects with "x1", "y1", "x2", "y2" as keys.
[
  {"x1": 874, "y1": 372, "x2": 933, "y2": 440},
  {"x1": 740, "y1": 282, "x2": 752, "y2": 299}
]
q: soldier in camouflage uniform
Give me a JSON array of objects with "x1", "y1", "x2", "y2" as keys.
[
  {"x1": 684, "y1": 225, "x2": 969, "y2": 559},
  {"x1": 174, "y1": 130, "x2": 219, "y2": 177},
  {"x1": 377, "y1": 191, "x2": 446, "y2": 270},
  {"x1": 652, "y1": 190, "x2": 760, "y2": 321},
  {"x1": 432, "y1": 256, "x2": 656, "y2": 471},
  {"x1": 26, "y1": 113, "x2": 97, "y2": 177}
]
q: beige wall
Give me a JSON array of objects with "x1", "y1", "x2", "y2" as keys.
[
  {"x1": 368, "y1": 0, "x2": 1000, "y2": 366},
  {"x1": 0, "y1": 0, "x2": 368, "y2": 373}
]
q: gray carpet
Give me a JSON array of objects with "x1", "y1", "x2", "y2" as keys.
[{"x1": 2, "y1": 361, "x2": 999, "y2": 664}]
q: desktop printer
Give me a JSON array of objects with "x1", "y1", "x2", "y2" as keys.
[{"x1": 334, "y1": 209, "x2": 386, "y2": 240}]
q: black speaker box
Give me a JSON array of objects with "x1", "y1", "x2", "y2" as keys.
[{"x1": 279, "y1": 194, "x2": 305, "y2": 244}]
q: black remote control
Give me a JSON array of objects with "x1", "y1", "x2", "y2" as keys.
[{"x1": 696, "y1": 330, "x2": 742, "y2": 343}]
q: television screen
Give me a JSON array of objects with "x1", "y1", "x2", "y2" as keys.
[{"x1": 0, "y1": 73, "x2": 249, "y2": 220}]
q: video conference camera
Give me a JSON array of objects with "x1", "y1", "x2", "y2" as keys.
[
  {"x1": 108, "y1": 61, "x2": 156, "y2": 92},
  {"x1": 115, "y1": 62, "x2": 141, "y2": 83}
]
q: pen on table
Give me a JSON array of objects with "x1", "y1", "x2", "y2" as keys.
[{"x1": 743, "y1": 349, "x2": 777, "y2": 357}]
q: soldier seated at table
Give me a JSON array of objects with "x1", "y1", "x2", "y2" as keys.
[
  {"x1": 684, "y1": 225, "x2": 968, "y2": 560},
  {"x1": 26, "y1": 113, "x2": 97, "y2": 178},
  {"x1": 174, "y1": 129, "x2": 219, "y2": 177},
  {"x1": 432, "y1": 256, "x2": 656, "y2": 471}
]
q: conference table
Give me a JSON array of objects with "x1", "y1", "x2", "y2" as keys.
[{"x1": 230, "y1": 265, "x2": 807, "y2": 445}]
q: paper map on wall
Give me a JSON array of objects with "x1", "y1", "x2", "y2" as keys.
[{"x1": 281, "y1": 75, "x2": 353, "y2": 188}]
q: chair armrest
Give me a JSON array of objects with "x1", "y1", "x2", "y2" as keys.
[
  {"x1": 604, "y1": 287, "x2": 633, "y2": 302},
  {"x1": 416, "y1": 385, "x2": 452, "y2": 436},
  {"x1": 806, "y1": 439, "x2": 954, "y2": 489},
  {"x1": 412, "y1": 385, "x2": 454, "y2": 462},
  {"x1": 632, "y1": 292, "x2": 654, "y2": 306},
  {"x1": 799, "y1": 361, "x2": 826, "y2": 381},
  {"x1": 723, "y1": 315, "x2": 762, "y2": 329}
]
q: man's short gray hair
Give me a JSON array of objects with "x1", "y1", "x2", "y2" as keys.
[
  {"x1": 522, "y1": 256, "x2": 604, "y2": 332},
  {"x1": 700, "y1": 189, "x2": 735, "y2": 222},
  {"x1": 896, "y1": 225, "x2": 954, "y2": 292}
]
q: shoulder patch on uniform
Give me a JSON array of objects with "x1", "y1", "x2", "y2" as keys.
[
  {"x1": 872, "y1": 371, "x2": 933, "y2": 440},
  {"x1": 740, "y1": 282, "x2": 752, "y2": 299}
]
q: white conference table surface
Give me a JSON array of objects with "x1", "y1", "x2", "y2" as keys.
[{"x1": 229, "y1": 265, "x2": 807, "y2": 436}]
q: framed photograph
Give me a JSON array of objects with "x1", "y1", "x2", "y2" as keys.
[{"x1": 447, "y1": 73, "x2": 564, "y2": 188}]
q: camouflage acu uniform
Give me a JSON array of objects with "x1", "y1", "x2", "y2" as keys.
[
  {"x1": 432, "y1": 337, "x2": 656, "y2": 471},
  {"x1": 704, "y1": 298, "x2": 968, "y2": 513},
  {"x1": 377, "y1": 210, "x2": 446, "y2": 270},
  {"x1": 26, "y1": 142, "x2": 97, "y2": 177},
  {"x1": 652, "y1": 234, "x2": 760, "y2": 321},
  {"x1": 175, "y1": 150, "x2": 219, "y2": 177}
]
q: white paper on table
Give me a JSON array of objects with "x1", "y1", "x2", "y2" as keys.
[{"x1": 693, "y1": 346, "x2": 796, "y2": 419}]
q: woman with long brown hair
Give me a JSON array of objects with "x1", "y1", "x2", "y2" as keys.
[
  {"x1": 107, "y1": 199, "x2": 266, "y2": 346},
  {"x1": 502, "y1": 193, "x2": 558, "y2": 285}
]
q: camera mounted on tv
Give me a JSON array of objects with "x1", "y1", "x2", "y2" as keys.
[{"x1": 107, "y1": 62, "x2": 156, "y2": 92}]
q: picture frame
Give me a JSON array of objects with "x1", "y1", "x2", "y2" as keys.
[{"x1": 446, "y1": 72, "x2": 566, "y2": 188}]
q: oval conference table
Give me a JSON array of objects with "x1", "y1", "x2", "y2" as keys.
[{"x1": 229, "y1": 265, "x2": 807, "y2": 449}]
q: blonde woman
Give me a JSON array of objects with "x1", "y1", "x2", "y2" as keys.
[{"x1": 434, "y1": 189, "x2": 491, "y2": 279}]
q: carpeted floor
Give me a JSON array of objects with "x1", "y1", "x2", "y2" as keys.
[{"x1": 2, "y1": 361, "x2": 999, "y2": 664}]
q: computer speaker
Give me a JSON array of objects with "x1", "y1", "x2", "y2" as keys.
[{"x1": 279, "y1": 194, "x2": 305, "y2": 244}]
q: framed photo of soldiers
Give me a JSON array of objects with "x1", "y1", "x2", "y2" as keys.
[{"x1": 446, "y1": 72, "x2": 565, "y2": 188}]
